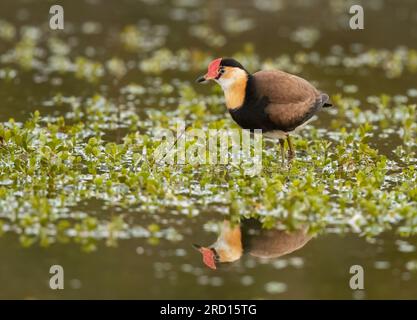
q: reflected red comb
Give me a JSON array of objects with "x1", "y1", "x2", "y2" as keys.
[
  {"x1": 200, "y1": 247, "x2": 216, "y2": 270},
  {"x1": 206, "y1": 58, "x2": 222, "y2": 79}
]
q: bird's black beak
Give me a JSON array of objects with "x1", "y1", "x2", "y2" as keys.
[
  {"x1": 192, "y1": 243, "x2": 202, "y2": 250},
  {"x1": 196, "y1": 75, "x2": 207, "y2": 84}
]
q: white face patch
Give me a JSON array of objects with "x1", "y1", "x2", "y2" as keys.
[
  {"x1": 214, "y1": 236, "x2": 242, "y2": 263},
  {"x1": 215, "y1": 77, "x2": 232, "y2": 91},
  {"x1": 214, "y1": 67, "x2": 248, "y2": 110},
  {"x1": 214, "y1": 67, "x2": 247, "y2": 92},
  {"x1": 211, "y1": 221, "x2": 243, "y2": 263}
]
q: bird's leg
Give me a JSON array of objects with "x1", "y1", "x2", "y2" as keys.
[
  {"x1": 287, "y1": 135, "x2": 295, "y2": 160},
  {"x1": 279, "y1": 139, "x2": 285, "y2": 165}
]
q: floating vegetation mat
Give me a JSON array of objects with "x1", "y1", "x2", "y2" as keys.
[{"x1": 0, "y1": 88, "x2": 416, "y2": 251}]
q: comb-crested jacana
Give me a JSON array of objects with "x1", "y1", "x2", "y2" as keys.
[{"x1": 197, "y1": 58, "x2": 332, "y2": 162}]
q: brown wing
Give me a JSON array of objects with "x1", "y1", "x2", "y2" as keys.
[
  {"x1": 247, "y1": 228, "x2": 312, "y2": 259},
  {"x1": 241, "y1": 219, "x2": 312, "y2": 259},
  {"x1": 253, "y1": 70, "x2": 328, "y2": 131}
]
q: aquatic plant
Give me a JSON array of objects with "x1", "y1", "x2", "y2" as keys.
[{"x1": 0, "y1": 19, "x2": 416, "y2": 253}]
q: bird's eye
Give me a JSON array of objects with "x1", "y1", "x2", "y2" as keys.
[{"x1": 219, "y1": 68, "x2": 225, "y2": 75}]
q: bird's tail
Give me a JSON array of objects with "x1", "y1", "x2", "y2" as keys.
[{"x1": 320, "y1": 93, "x2": 333, "y2": 108}]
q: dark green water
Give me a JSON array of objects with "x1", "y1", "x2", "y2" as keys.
[{"x1": 1, "y1": 231, "x2": 416, "y2": 299}]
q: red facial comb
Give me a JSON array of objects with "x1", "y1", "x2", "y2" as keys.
[
  {"x1": 200, "y1": 247, "x2": 216, "y2": 270},
  {"x1": 206, "y1": 58, "x2": 222, "y2": 79}
]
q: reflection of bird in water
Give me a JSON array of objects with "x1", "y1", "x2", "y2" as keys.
[
  {"x1": 193, "y1": 219, "x2": 312, "y2": 270},
  {"x1": 196, "y1": 58, "x2": 332, "y2": 162}
]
